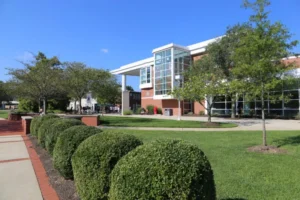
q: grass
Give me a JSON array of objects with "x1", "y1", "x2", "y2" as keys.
[
  {"x1": 0, "y1": 110, "x2": 9, "y2": 119},
  {"x1": 106, "y1": 129, "x2": 300, "y2": 200},
  {"x1": 100, "y1": 116, "x2": 237, "y2": 128}
]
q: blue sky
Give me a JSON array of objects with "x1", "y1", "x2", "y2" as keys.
[{"x1": 1, "y1": 0, "x2": 299, "y2": 91}]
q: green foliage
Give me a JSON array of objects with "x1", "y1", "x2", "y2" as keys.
[
  {"x1": 125, "y1": 85, "x2": 134, "y2": 92},
  {"x1": 7, "y1": 52, "x2": 64, "y2": 114},
  {"x1": 146, "y1": 105, "x2": 154, "y2": 114},
  {"x1": 157, "y1": 107, "x2": 162, "y2": 114},
  {"x1": 231, "y1": 0, "x2": 298, "y2": 145},
  {"x1": 135, "y1": 107, "x2": 143, "y2": 114},
  {"x1": 38, "y1": 118, "x2": 61, "y2": 147},
  {"x1": 172, "y1": 56, "x2": 226, "y2": 122},
  {"x1": 123, "y1": 110, "x2": 133, "y2": 115},
  {"x1": 34, "y1": 114, "x2": 60, "y2": 137},
  {"x1": 72, "y1": 131, "x2": 143, "y2": 200},
  {"x1": 45, "y1": 118, "x2": 83, "y2": 155},
  {"x1": 109, "y1": 139, "x2": 216, "y2": 200},
  {"x1": 53, "y1": 125, "x2": 102, "y2": 179},
  {"x1": 0, "y1": 81, "x2": 13, "y2": 103},
  {"x1": 18, "y1": 98, "x2": 38, "y2": 112},
  {"x1": 30, "y1": 116, "x2": 41, "y2": 136},
  {"x1": 199, "y1": 111, "x2": 205, "y2": 116}
]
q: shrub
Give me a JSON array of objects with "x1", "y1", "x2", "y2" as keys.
[
  {"x1": 72, "y1": 131, "x2": 143, "y2": 200},
  {"x1": 34, "y1": 114, "x2": 60, "y2": 137},
  {"x1": 109, "y1": 139, "x2": 216, "y2": 200},
  {"x1": 38, "y1": 118, "x2": 61, "y2": 147},
  {"x1": 157, "y1": 107, "x2": 162, "y2": 114},
  {"x1": 123, "y1": 110, "x2": 133, "y2": 115},
  {"x1": 53, "y1": 125, "x2": 102, "y2": 179},
  {"x1": 199, "y1": 110, "x2": 205, "y2": 116},
  {"x1": 135, "y1": 107, "x2": 143, "y2": 114},
  {"x1": 30, "y1": 116, "x2": 41, "y2": 136},
  {"x1": 146, "y1": 105, "x2": 154, "y2": 114},
  {"x1": 45, "y1": 118, "x2": 83, "y2": 155}
]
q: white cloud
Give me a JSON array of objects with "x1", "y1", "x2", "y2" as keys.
[
  {"x1": 101, "y1": 48, "x2": 109, "y2": 53},
  {"x1": 15, "y1": 51, "x2": 34, "y2": 62}
]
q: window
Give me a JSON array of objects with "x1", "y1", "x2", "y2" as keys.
[
  {"x1": 154, "y1": 49, "x2": 172, "y2": 95},
  {"x1": 140, "y1": 66, "x2": 151, "y2": 85}
]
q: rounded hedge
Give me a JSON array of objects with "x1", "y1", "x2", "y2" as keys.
[
  {"x1": 32, "y1": 114, "x2": 59, "y2": 137},
  {"x1": 30, "y1": 116, "x2": 41, "y2": 136},
  {"x1": 38, "y1": 118, "x2": 61, "y2": 147},
  {"x1": 45, "y1": 118, "x2": 83, "y2": 155},
  {"x1": 109, "y1": 139, "x2": 216, "y2": 200},
  {"x1": 72, "y1": 131, "x2": 143, "y2": 200},
  {"x1": 53, "y1": 125, "x2": 102, "y2": 179}
]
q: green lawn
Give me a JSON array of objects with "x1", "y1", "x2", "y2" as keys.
[
  {"x1": 107, "y1": 129, "x2": 300, "y2": 200},
  {"x1": 100, "y1": 116, "x2": 237, "y2": 128},
  {"x1": 0, "y1": 110, "x2": 9, "y2": 119}
]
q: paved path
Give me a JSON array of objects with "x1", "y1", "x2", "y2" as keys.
[
  {"x1": 103, "y1": 114, "x2": 300, "y2": 131},
  {"x1": 0, "y1": 120, "x2": 58, "y2": 200}
]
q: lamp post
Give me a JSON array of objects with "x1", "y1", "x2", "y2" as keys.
[{"x1": 175, "y1": 75, "x2": 181, "y2": 121}]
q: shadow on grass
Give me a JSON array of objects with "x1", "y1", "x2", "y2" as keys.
[
  {"x1": 100, "y1": 117, "x2": 157, "y2": 126},
  {"x1": 221, "y1": 198, "x2": 247, "y2": 200},
  {"x1": 274, "y1": 135, "x2": 300, "y2": 147}
]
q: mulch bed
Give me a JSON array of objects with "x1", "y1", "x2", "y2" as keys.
[
  {"x1": 28, "y1": 135, "x2": 80, "y2": 200},
  {"x1": 247, "y1": 145, "x2": 288, "y2": 154}
]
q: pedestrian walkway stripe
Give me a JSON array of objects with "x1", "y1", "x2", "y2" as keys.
[{"x1": 0, "y1": 157, "x2": 29, "y2": 164}]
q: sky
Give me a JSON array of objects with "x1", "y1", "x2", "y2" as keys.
[{"x1": 1, "y1": 0, "x2": 299, "y2": 91}]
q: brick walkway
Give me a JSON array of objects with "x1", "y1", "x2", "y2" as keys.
[{"x1": 0, "y1": 119, "x2": 59, "y2": 200}]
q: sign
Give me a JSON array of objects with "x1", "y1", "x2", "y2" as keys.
[{"x1": 86, "y1": 93, "x2": 92, "y2": 104}]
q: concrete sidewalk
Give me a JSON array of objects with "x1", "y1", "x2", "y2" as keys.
[
  {"x1": 0, "y1": 135, "x2": 43, "y2": 200},
  {"x1": 103, "y1": 114, "x2": 300, "y2": 131}
]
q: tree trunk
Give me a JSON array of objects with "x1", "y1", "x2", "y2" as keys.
[
  {"x1": 74, "y1": 100, "x2": 77, "y2": 114},
  {"x1": 261, "y1": 89, "x2": 267, "y2": 146},
  {"x1": 43, "y1": 98, "x2": 46, "y2": 115},
  {"x1": 231, "y1": 100, "x2": 236, "y2": 119},
  {"x1": 208, "y1": 108, "x2": 212, "y2": 123},
  {"x1": 79, "y1": 98, "x2": 82, "y2": 114}
]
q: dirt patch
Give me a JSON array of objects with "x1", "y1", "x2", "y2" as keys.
[
  {"x1": 247, "y1": 145, "x2": 288, "y2": 154},
  {"x1": 28, "y1": 135, "x2": 80, "y2": 200}
]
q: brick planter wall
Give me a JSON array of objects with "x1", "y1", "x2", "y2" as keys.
[
  {"x1": 81, "y1": 116, "x2": 100, "y2": 126},
  {"x1": 21, "y1": 116, "x2": 33, "y2": 136}
]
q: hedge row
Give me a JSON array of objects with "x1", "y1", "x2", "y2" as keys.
[{"x1": 31, "y1": 114, "x2": 216, "y2": 200}]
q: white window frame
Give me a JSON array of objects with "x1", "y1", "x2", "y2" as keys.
[{"x1": 139, "y1": 66, "x2": 152, "y2": 89}]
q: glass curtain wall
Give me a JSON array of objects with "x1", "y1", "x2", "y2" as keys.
[
  {"x1": 154, "y1": 49, "x2": 172, "y2": 95},
  {"x1": 140, "y1": 66, "x2": 151, "y2": 85},
  {"x1": 212, "y1": 79, "x2": 300, "y2": 117}
]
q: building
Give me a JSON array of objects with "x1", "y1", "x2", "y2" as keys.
[
  {"x1": 111, "y1": 37, "x2": 300, "y2": 117},
  {"x1": 122, "y1": 91, "x2": 141, "y2": 112}
]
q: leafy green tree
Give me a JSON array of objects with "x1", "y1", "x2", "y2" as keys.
[
  {"x1": 7, "y1": 52, "x2": 63, "y2": 114},
  {"x1": 125, "y1": 85, "x2": 134, "y2": 92},
  {"x1": 232, "y1": 0, "x2": 298, "y2": 146},
  {"x1": 207, "y1": 24, "x2": 252, "y2": 118},
  {"x1": 173, "y1": 56, "x2": 226, "y2": 123},
  {"x1": 63, "y1": 62, "x2": 96, "y2": 114},
  {"x1": 0, "y1": 81, "x2": 14, "y2": 106}
]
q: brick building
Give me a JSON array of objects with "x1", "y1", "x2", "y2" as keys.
[{"x1": 111, "y1": 37, "x2": 300, "y2": 117}]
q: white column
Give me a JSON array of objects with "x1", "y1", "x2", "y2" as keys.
[
  {"x1": 122, "y1": 74, "x2": 126, "y2": 92},
  {"x1": 121, "y1": 74, "x2": 126, "y2": 115}
]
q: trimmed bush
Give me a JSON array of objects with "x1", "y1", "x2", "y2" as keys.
[
  {"x1": 38, "y1": 118, "x2": 61, "y2": 147},
  {"x1": 53, "y1": 125, "x2": 102, "y2": 179},
  {"x1": 33, "y1": 114, "x2": 60, "y2": 137},
  {"x1": 146, "y1": 105, "x2": 154, "y2": 114},
  {"x1": 72, "y1": 131, "x2": 143, "y2": 200},
  {"x1": 109, "y1": 139, "x2": 216, "y2": 200},
  {"x1": 123, "y1": 110, "x2": 133, "y2": 115},
  {"x1": 30, "y1": 116, "x2": 41, "y2": 136},
  {"x1": 157, "y1": 107, "x2": 162, "y2": 114},
  {"x1": 45, "y1": 118, "x2": 83, "y2": 155}
]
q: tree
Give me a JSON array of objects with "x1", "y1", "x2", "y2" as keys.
[
  {"x1": 172, "y1": 56, "x2": 226, "y2": 123},
  {"x1": 125, "y1": 85, "x2": 134, "y2": 92},
  {"x1": 206, "y1": 24, "x2": 252, "y2": 118},
  {"x1": 63, "y1": 62, "x2": 96, "y2": 114},
  {"x1": 0, "y1": 81, "x2": 13, "y2": 105},
  {"x1": 232, "y1": 0, "x2": 298, "y2": 146},
  {"x1": 92, "y1": 74, "x2": 121, "y2": 114},
  {"x1": 7, "y1": 52, "x2": 63, "y2": 114}
]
